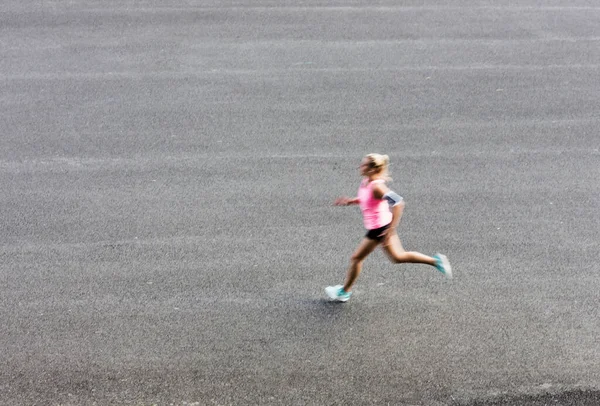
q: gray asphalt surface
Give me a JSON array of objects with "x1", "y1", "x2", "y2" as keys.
[{"x1": 1, "y1": 1, "x2": 600, "y2": 405}]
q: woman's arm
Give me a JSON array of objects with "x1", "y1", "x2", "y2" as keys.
[
  {"x1": 334, "y1": 196, "x2": 359, "y2": 206},
  {"x1": 372, "y1": 183, "x2": 404, "y2": 229},
  {"x1": 388, "y1": 200, "x2": 405, "y2": 229}
]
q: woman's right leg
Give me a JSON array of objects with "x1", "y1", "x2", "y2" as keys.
[
  {"x1": 343, "y1": 238, "x2": 380, "y2": 292},
  {"x1": 383, "y1": 234, "x2": 452, "y2": 277},
  {"x1": 382, "y1": 234, "x2": 436, "y2": 265}
]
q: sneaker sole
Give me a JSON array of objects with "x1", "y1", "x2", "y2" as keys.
[
  {"x1": 325, "y1": 285, "x2": 350, "y2": 302},
  {"x1": 438, "y1": 254, "x2": 453, "y2": 279}
]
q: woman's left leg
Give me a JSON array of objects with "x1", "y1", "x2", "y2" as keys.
[{"x1": 343, "y1": 237, "x2": 380, "y2": 292}]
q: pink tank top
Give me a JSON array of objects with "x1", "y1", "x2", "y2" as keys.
[{"x1": 358, "y1": 179, "x2": 392, "y2": 230}]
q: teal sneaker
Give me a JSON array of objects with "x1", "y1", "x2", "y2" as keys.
[
  {"x1": 434, "y1": 254, "x2": 452, "y2": 279},
  {"x1": 325, "y1": 285, "x2": 352, "y2": 302}
]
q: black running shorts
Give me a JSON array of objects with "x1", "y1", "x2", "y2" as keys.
[{"x1": 365, "y1": 223, "x2": 391, "y2": 242}]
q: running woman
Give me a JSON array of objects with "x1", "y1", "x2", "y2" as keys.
[{"x1": 326, "y1": 153, "x2": 452, "y2": 302}]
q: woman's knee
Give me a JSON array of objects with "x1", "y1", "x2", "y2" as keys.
[
  {"x1": 350, "y1": 253, "x2": 366, "y2": 264},
  {"x1": 389, "y1": 252, "x2": 409, "y2": 264},
  {"x1": 390, "y1": 255, "x2": 403, "y2": 264}
]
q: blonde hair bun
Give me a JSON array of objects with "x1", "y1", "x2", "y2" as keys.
[{"x1": 365, "y1": 153, "x2": 392, "y2": 181}]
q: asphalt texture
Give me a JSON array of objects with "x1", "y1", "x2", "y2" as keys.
[{"x1": 1, "y1": 1, "x2": 600, "y2": 405}]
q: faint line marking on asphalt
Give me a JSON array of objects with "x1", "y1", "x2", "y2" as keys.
[
  {"x1": 186, "y1": 37, "x2": 600, "y2": 46},
  {"x1": 1, "y1": 147, "x2": 598, "y2": 175},
  {"x1": 80, "y1": 6, "x2": 600, "y2": 12},
  {"x1": 2, "y1": 64, "x2": 600, "y2": 81}
]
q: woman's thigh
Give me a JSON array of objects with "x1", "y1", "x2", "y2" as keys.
[
  {"x1": 351, "y1": 238, "x2": 380, "y2": 261},
  {"x1": 381, "y1": 233, "x2": 405, "y2": 261}
]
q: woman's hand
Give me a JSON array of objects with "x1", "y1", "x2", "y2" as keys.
[
  {"x1": 334, "y1": 197, "x2": 355, "y2": 206},
  {"x1": 380, "y1": 226, "x2": 396, "y2": 247}
]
